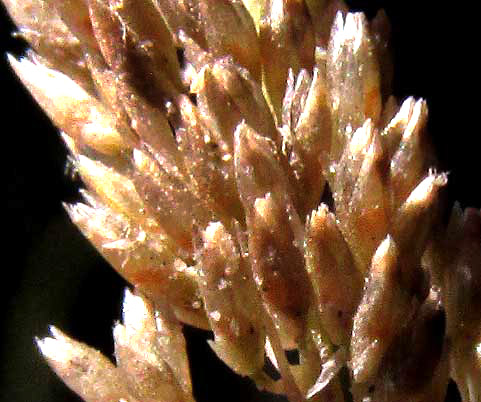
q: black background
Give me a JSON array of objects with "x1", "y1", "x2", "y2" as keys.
[{"x1": 1, "y1": 1, "x2": 478, "y2": 401}]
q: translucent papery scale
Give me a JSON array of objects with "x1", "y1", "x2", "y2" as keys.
[{"x1": 4, "y1": 0, "x2": 479, "y2": 401}]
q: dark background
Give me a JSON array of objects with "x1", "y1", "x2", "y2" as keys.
[{"x1": 1, "y1": 1, "x2": 478, "y2": 401}]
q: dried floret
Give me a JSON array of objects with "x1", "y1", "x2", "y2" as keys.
[{"x1": 3, "y1": 0, "x2": 479, "y2": 401}]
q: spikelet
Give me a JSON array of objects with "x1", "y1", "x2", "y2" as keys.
[{"x1": 3, "y1": 0, "x2": 480, "y2": 401}]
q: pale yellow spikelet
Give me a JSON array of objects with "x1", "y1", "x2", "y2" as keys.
[{"x1": 4, "y1": 0, "x2": 480, "y2": 401}]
